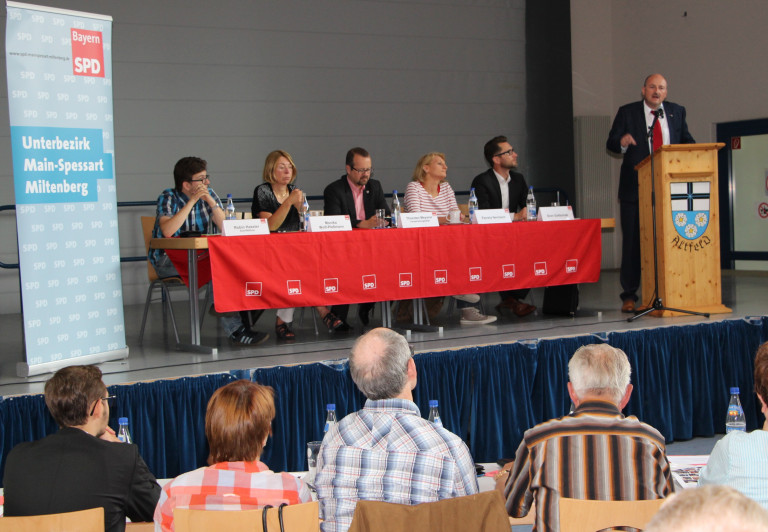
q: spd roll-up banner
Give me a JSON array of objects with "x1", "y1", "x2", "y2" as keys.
[{"x1": 6, "y1": 2, "x2": 127, "y2": 376}]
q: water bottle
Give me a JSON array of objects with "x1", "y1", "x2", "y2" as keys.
[
  {"x1": 117, "y1": 417, "x2": 132, "y2": 443},
  {"x1": 427, "y1": 399, "x2": 443, "y2": 428},
  {"x1": 225, "y1": 194, "x2": 236, "y2": 220},
  {"x1": 301, "y1": 194, "x2": 310, "y2": 232},
  {"x1": 391, "y1": 190, "x2": 401, "y2": 228},
  {"x1": 526, "y1": 186, "x2": 537, "y2": 221},
  {"x1": 324, "y1": 403, "x2": 337, "y2": 434},
  {"x1": 468, "y1": 188, "x2": 479, "y2": 223},
  {"x1": 725, "y1": 387, "x2": 746, "y2": 433}
]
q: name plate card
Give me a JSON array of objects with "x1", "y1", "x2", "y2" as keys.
[
  {"x1": 399, "y1": 212, "x2": 440, "y2": 228},
  {"x1": 472, "y1": 208, "x2": 512, "y2": 225},
  {"x1": 538, "y1": 206, "x2": 575, "y2": 221},
  {"x1": 222, "y1": 218, "x2": 270, "y2": 236},
  {"x1": 308, "y1": 215, "x2": 353, "y2": 232}
]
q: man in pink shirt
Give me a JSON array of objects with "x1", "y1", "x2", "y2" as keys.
[{"x1": 323, "y1": 147, "x2": 390, "y2": 327}]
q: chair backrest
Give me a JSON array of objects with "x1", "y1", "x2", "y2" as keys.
[
  {"x1": 0, "y1": 507, "x2": 104, "y2": 532},
  {"x1": 173, "y1": 501, "x2": 320, "y2": 532},
  {"x1": 347, "y1": 491, "x2": 510, "y2": 532},
  {"x1": 558, "y1": 497, "x2": 665, "y2": 532},
  {"x1": 141, "y1": 215, "x2": 160, "y2": 282},
  {"x1": 125, "y1": 522, "x2": 156, "y2": 531}
]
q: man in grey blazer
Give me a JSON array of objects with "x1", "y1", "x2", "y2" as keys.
[
  {"x1": 606, "y1": 74, "x2": 695, "y2": 313},
  {"x1": 3, "y1": 365, "x2": 160, "y2": 532}
]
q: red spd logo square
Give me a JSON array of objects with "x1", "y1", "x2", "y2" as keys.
[
  {"x1": 286, "y1": 280, "x2": 302, "y2": 295},
  {"x1": 399, "y1": 273, "x2": 413, "y2": 288},
  {"x1": 324, "y1": 278, "x2": 339, "y2": 294},
  {"x1": 71, "y1": 29, "x2": 105, "y2": 77},
  {"x1": 362, "y1": 275, "x2": 377, "y2": 291},
  {"x1": 434, "y1": 270, "x2": 448, "y2": 284},
  {"x1": 566, "y1": 259, "x2": 578, "y2": 273},
  {"x1": 245, "y1": 282, "x2": 262, "y2": 297},
  {"x1": 534, "y1": 262, "x2": 548, "y2": 276},
  {"x1": 469, "y1": 267, "x2": 482, "y2": 282},
  {"x1": 502, "y1": 264, "x2": 516, "y2": 278}
]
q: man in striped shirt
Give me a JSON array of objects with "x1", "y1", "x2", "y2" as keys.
[
  {"x1": 315, "y1": 328, "x2": 479, "y2": 532},
  {"x1": 501, "y1": 344, "x2": 673, "y2": 531}
]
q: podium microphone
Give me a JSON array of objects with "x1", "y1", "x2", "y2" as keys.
[{"x1": 656, "y1": 107, "x2": 664, "y2": 119}]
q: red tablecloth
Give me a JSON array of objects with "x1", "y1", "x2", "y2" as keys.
[
  {"x1": 208, "y1": 220, "x2": 601, "y2": 311},
  {"x1": 166, "y1": 249, "x2": 211, "y2": 289}
]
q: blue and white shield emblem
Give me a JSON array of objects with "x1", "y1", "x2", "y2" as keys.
[{"x1": 670, "y1": 182, "x2": 710, "y2": 240}]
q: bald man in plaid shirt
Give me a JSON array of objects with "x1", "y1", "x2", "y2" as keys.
[{"x1": 315, "y1": 328, "x2": 478, "y2": 532}]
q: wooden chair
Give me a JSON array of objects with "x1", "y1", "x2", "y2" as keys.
[
  {"x1": 0, "y1": 507, "x2": 104, "y2": 532},
  {"x1": 348, "y1": 491, "x2": 510, "y2": 532},
  {"x1": 138, "y1": 215, "x2": 184, "y2": 344},
  {"x1": 125, "y1": 522, "x2": 156, "y2": 531},
  {"x1": 173, "y1": 501, "x2": 320, "y2": 532},
  {"x1": 558, "y1": 497, "x2": 665, "y2": 532}
]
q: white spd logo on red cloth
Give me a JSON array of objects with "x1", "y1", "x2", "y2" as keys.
[
  {"x1": 469, "y1": 267, "x2": 482, "y2": 282},
  {"x1": 245, "y1": 282, "x2": 262, "y2": 297},
  {"x1": 434, "y1": 270, "x2": 447, "y2": 284},
  {"x1": 324, "y1": 278, "x2": 339, "y2": 293},
  {"x1": 287, "y1": 280, "x2": 302, "y2": 295},
  {"x1": 534, "y1": 262, "x2": 548, "y2": 276},
  {"x1": 362, "y1": 275, "x2": 377, "y2": 290},
  {"x1": 566, "y1": 259, "x2": 578, "y2": 273},
  {"x1": 502, "y1": 264, "x2": 516, "y2": 278},
  {"x1": 399, "y1": 273, "x2": 413, "y2": 288}
]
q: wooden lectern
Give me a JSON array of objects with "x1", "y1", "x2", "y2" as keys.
[{"x1": 635, "y1": 143, "x2": 731, "y2": 317}]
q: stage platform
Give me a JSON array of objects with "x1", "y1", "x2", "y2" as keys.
[{"x1": 1, "y1": 269, "x2": 765, "y2": 397}]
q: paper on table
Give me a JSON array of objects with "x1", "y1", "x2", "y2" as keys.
[{"x1": 668, "y1": 455, "x2": 709, "y2": 489}]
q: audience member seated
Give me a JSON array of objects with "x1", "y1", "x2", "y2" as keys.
[
  {"x1": 323, "y1": 147, "x2": 390, "y2": 328},
  {"x1": 154, "y1": 380, "x2": 311, "y2": 531},
  {"x1": 251, "y1": 150, "x2": 346, "y2": 339},
  {"x1": 2, "y1": 365, "x2": 161, "y2": 532},
  {"x1": 699, "y1": 340, "x2": 768, "y2": 509},
  {"x1": 403, "y1": 152, "x2": 496, "y2": 325},
  {"x1": 315, "y1": 327, "x2": 478, "y2": 532},
  {"x1": 150, "y1": 156, "x2": 268, "y2": 345},
  {"x1": 499, "y1": 343, "x2": 673, "y2": 532},
  {"x1": 645, "y1": 485, "x2": 768, "y2": 532}
]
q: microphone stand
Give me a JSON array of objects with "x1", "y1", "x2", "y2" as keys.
[{"x1": 629, "y1": 108, "x2": 710, "y2": 322}]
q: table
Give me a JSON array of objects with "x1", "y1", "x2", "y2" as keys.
[
  {"x1": 148, "y1": 236, "x2": 216, "y2": 355},
  {"x1": 208, "y1": 220, "x2": 602, "y2": 312}
]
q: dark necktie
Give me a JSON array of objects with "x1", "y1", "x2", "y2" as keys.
[{"x1": 652, "y1": 110, "x2": 663, "y2": 152}]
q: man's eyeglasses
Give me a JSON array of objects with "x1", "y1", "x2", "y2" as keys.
[
  {"x1": 90, "y1": 395, "x2": 116, "y2": 416},
  {"x1": 189, "y1": 174, "x2": 212, "y2": 183},
  {"x1": 495, "y1": 149, "x2": 515, "y2": 158},
  {"x1": 350, "y1": 166, "x2": 373, "y2": 175}
]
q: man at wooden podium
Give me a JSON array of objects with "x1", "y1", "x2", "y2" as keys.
[{"x1": 606, "y1": 73, "x2": 696, "y2": 313}]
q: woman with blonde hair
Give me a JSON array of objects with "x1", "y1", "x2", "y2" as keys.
[
  {"x1": 251, "y1": 150, "x2": 345, "y2": 339},
  {"x1": 403, "y1": 152, "x2": 496, "y2": 325},
  {"x1": 154, "y1": 380, "x2": 311, "y2": 531}
]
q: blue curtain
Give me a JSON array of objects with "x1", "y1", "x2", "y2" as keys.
[
  {"x1": 253, "y1": 360, "x2": 366, "y2": 473},
  {"x1": 107, "y1": 373, "x2": 236, "y2": 479},
  {"x1": 2, "y1": 317, "x2": 767, "y2": 487}
]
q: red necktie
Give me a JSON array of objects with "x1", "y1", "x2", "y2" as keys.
[{"x1": 652, "y1": 110, "x2": 663, "y2": 152}]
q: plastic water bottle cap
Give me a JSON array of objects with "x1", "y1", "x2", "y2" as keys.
[
  {"x1": 730, "y1": 387, "x2": 740, "y2": 395},
  {"x1": 429, "y1": 399, "x2": 438, "y2": 407},
  {"x1": 326, "y1": 404, "x2": 336, "y2": 411},
  {"x1": 227, "y1": 193, "x2": 232, "y2": 198},
  {"x1": 118, "y1": 417, "x2": 128, "y2": 424},
  {"x1": 393, "y1": 190, "x2": 398, "y2": 194}
]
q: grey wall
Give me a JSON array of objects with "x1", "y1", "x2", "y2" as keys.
[{"x1": 0, "y1": 0, "x2": 527, "y2": 313}]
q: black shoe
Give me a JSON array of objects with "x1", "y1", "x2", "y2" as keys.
[
  {"x1": 335, "y1": 320, "x2": 352, "y2": 332},
  {"x1": 358, "y1": 307, "x2": 371, "y2": 326},
  {"x1": 229, "y1": 325, "x2": 269, "y2": 345}
]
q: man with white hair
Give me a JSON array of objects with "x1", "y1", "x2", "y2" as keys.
[
  {"x1": 645, "y1": 485, "x2": 768, "y2": 532},
  {"x1": 315, "y1": 327, "x2": 478, "y2": 532},
  {"x1": 499, "y1": 344, "x2": 673, "y2": 532}
]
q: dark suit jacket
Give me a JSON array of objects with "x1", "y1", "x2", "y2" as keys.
[
  {"x1": 470, "y1": 168, "x2": 528, "y2": 212},
  {"x1": 606, "y1": 100, "x2": 695, "y2": 202},
  {"x1": 2, "y1": 427, "x2": 161, "y2": 532},
  {"x1": 323, "y1": 175, "x2": 389, "y2": 227}
]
